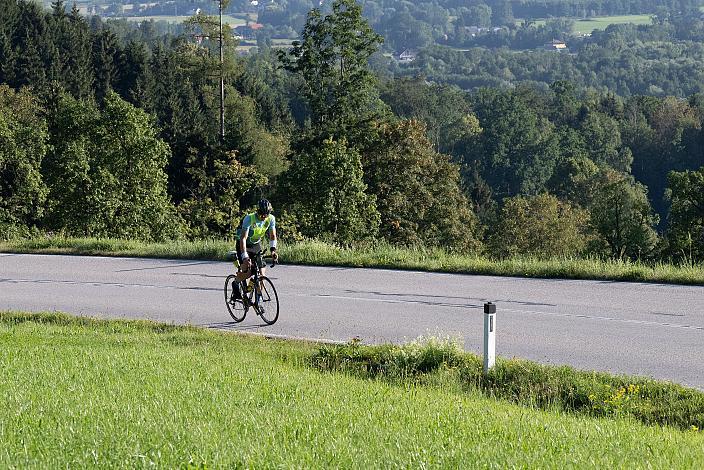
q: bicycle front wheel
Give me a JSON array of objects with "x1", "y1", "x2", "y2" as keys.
[
  {"x1": 224, "y1": 274, "x2": 246, "y2": 322},
  {"x1": 254, "y1": 276, "x2": 279, "y2": 325}
]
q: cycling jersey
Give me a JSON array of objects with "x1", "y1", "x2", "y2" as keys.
[{"x1": 237, "y1": 212, "x2": 276, "y2": 247}]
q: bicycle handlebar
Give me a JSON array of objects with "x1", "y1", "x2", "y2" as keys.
[{"x1": 228, "y1": 249, "x2": 277, "y2": 268}]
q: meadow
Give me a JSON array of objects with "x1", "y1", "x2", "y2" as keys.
[
  {"x1": 528, "y1": 14, "x2": 653, "y2": 34},
  {"x1": 1, "y1": 311, "x2": 702, "y2": 467},
  {"x1": 113, "y1": 13, "x2": 248, "y2": 26}
]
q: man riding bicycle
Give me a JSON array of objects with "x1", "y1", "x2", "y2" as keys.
[{"x1": 233, "y1": 199, "x2": 278, "y2": 298}]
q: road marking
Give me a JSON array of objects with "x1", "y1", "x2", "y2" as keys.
[
  {"x1": 501, "y1": 307, "x2": 704, "y2": 331},
  {"x1": 297, "y1": 293, "x2": 704, "y2": 331},
  {"x1": 3, "y1": 278, "x2": 703, "y2": 331},
  {"x1": 0, "y1": 278, "x2": 219, "y2": 292}
]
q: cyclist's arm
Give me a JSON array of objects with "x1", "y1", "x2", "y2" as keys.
[
  {"x1": 268, "y1": 216, "x2": 277, "y2": 251},
  {"x1": 269, "y1": 227, "x2": 277, "y2": 250},
  {"x1": 239, "y1": 226, "x2": 250, "y2": 260}
]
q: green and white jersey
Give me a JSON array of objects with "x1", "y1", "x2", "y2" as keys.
[{"x1": 237, "y1": 213, "x2": 275, "y2": 247}]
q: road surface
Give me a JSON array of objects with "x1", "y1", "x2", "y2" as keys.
[{"x1": 1, "y1": 253, "x2": 703, "y2": 388}]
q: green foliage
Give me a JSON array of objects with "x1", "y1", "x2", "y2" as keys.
[
  {"x1": 362, "y1": 119, "x2": 482, "y2": 251},
  {"x1": 313, "y1": 336, "x2": 464, "y2": 378},
  {"x1": 489, "y1": 193, "x2": 591, "y2": 258},
  {"x1": 547, "y1": 154, "x2": 602, "y2": 207},
  {"x1": 279, "y1": 0, "x2": 384, "y2": 134},
  {"x1": 466, "y1": 88, "x2": 561, "y2": 197},
  {"x1": 281, "y1": 137, "x2": 380, "y2": 244},
  {"x1": 178, "y1": 149, "x2": 267, "y2": 239},
  {"x1": 380, "y1": 78, "x2": 477, "y2": 154},
  {"x1": 224, "y1": 91, "x2": 289, "y2": 179},
  {"x1": 579, "y1": 110, "x2": 632, "y2": 172},
  {"x1": 666, "y1": 166, "x2": 704, "y2": 261},
  {"x1": 0, "y1": 86, "x2": 48, "y2": 238},
  {"x1": 590, "y1": 170, "x2": 659, "y2": 259},
  {"x1": 42, "y1": 92, "x2": 181, "y2": 241}
]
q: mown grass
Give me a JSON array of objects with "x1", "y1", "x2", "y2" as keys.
[
  {"x1": 1, "y1": 311, "x2": 703, "y2": 467},
  {"x1": 2, "y1": 236, "x2": 704, "y2": 285}
]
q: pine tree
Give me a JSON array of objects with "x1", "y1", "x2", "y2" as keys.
[
  {"x1": 116, "y1": 40, "x2": 149, "y2": 104},
  {"x1": 51, "y1": 0, "x2": 67, "y2": 19},
  {"x1": 66, "y1": 5, "x2": 94, "y2": 99},
  {"x1": 15, "y1": 31, "x2": 46, "y2": 88},
  {"x1": 92, "y1": 29, "x2": 120, "y2": 102}
]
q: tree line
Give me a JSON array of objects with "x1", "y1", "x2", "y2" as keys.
[{"x1": 1, "y1": 0, "x2": 704, "y2": 262}]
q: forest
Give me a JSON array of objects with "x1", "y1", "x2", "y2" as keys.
[{"x1": 1, "y1": 0, "x2": 704, "y2": 262}]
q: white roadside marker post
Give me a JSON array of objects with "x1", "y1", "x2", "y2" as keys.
[{"x1": 483, "y1": 302, "x2": 496, "y2": 373}]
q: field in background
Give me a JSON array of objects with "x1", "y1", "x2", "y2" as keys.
[
  {"x1": 527, "y1": 14, "x2": 653, "y2": 34},
  {"x1": 1, "y1": 312, "x2": 701, "y2": 467},
  {"x1": 113, "y1": 14, "x2": 249, "y2": 26}
]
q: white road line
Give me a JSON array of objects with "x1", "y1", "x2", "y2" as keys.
[
  {"x1": 501, "y1": 307, "x2": 704, "y2": 331},
  {"x1": 296, "y1": 293, "x2": 704, "y2": 331},
  {"x1": 3, "y1": 278, "x2": 703, "y2": 331}
]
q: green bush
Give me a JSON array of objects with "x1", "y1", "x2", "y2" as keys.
[{"x1": 312, "y1": 336, "x2": 465, "y2": 378}]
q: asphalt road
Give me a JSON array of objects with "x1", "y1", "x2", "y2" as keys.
[{"x1": 2, "y1": 253, "x2": 703, "y2": 389}]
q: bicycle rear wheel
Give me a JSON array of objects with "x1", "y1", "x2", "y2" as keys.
[
  {"x1": 254, "y1": 276, "x2": 279, "y2": 325},
  {"x1": 224, "y1": 274, "x2": 247, "y2": 322}
]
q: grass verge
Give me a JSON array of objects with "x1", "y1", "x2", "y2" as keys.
[
  {"x1": 313, "y1": 338, "x2": 704, "y2": 431},
  {"x1": 1, "y1": 311, "x2": 703, "y2": 467},
  {"x1": 2, "y1": 236, "x2": 704, "y2": 285}
]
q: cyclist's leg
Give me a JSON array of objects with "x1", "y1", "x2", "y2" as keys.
[
  {"x1": 235, "y1": 243, "x2": 253, "y2": 282},
  {"x1": 255, "y1": 251, "x2": 266, "y2": 278}
]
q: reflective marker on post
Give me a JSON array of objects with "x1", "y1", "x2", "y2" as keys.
[{"x1": 483, "y1": 302, "x2": 497, "y2": 373}]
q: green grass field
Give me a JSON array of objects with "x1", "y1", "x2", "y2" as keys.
[
  {"x1": 114, "y1": 14, "x2": 248, "y2": 27},
  {"x1": 1, "y1": 312, "x2": 702, "y2": 467},
  {"x1": 2, "y1": 236, "x2": 704, "y2": 285},
  {"x1": 527, "y1": 14, "x2": 653, "y2": 34}
]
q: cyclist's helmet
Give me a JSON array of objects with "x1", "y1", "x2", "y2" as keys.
[{"x1": 257, "y1": 198, "x2": 273, "y2": 216}]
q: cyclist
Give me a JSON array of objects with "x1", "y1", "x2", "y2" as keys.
[{"x1": 233, "y1": 199, "x2": 278, "y2": 297}]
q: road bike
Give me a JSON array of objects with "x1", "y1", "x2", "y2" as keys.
[{"x1": 224, "y1": 250, "x2": 280, "y2": 325}]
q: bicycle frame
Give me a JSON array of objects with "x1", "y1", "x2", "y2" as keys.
[
  {"x1": 237, "y1": 251, "x2": 274, "y2": 307},
  {"x1": 225, "y1": 249, "x2": 279, "y2": 324}
]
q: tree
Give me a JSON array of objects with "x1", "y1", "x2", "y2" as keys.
[
  {"x1": 380, "y1": 77, "x2": 476, "y2": 154},
  {"x1": 0, "y1": 86, "x2": 48, "y2": 238},
  {"x1": 280, "y1": 137, "x2": 379, "y2": 244},
  {"x1": 224, "y1": 90, "x2": 289, "y2": 180},
  {"x1": 579, "y1": 110, "x2": 631, "y2": 172},
  {"x1": 361, "y1": 119, "x2": 481, "y2": 251},
  {"x1": 462, "y1": 5, "x2": 492, "y2": 28},
  {"x1": 666, "y1": 167, "x2": 704, "y2": 261},
  {"x1": 466, "y1": 89, "x2": 561, "y2": 197},
  {"x1": 590, "y1": 170, "x2": 659, "y2": 259},
  {"x1": 92, "y1": 29, "x2": 121, "y2": 102},
  {"x1": 178, "y1": 148, "x2": 267, "y2": 239},
  {"x1": 278, "y1": 0, "x2": 384, "y2": 136},
  {"x1": 488, "y1": 193, "x2": 590, "y2": 259},
  {"x1": 547, "y1": 153, "x2": 602, "y2": 208},
  {"x1": 43, "y1": 92, "x2": 181, "y2": 241}
]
